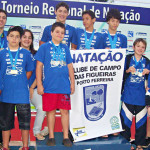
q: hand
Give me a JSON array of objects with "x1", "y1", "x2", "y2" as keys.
[
  {"x1": 37, "y1": 85, "x2": 44, "y2": 95},
  {"x1": 126, "y1": 66, "x2": 136, "y2": 74},
  {"x1": 147, "y1": 107, "x2": 150, "y2": 117},
  {"x1": 0, "y1": 90, "x2": 1, "y2": 95},
  {"x1": 70, "y1": 83, "x2": 75, "y2": 95},
  {"x1": 142, "y1": 69, "x2": 149, "y2": 75},
  {"x1": 105, "y1": 47, "x2": 110, "y2": 49},
  {"x1": 146, "y1": 87, "x2": 150, "y2": 92},
  {"x1": 29, "y1": 88, "x2": 34, "y2": 99}
]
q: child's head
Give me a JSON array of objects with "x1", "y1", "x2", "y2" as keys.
[
  {"x1": 133, "y1": 38, "x2": 147, "y2": 55},
  {"x1": 106, "y1": 9, "x2": 121, "y2": 32},
  {"x1": 0, "y1": 9, "x2": 7, "y2": 29},
  {"x1": 51, "y1": 22, "x2": 65, "y2": 44},
  {"x1": 7, "y1": 26, "x2": 23, "y2": 49},
  {"x1": 20, "y1": 29, "x2": 35, "y2": 54},
  {"x1": 55, "y1": 2, "x2": 69, "y2": 23},
  {"x1": 82, "y1": 10, "x2": 96, "y2": 29}
]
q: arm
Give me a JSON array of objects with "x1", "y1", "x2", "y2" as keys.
[
  {"x1": 29, "y1": 79, "x2": 37, "y2": 99},
  {"x1": 71, "y1": 43, "x2": 77, "y2": 50},
  {"x1": 39, "y1": 40, "x2": 45, "y2": 46},
  {"x1": 36, "y1": 61, "x2": 44, "y2": 95},
  {"x1": 26, "y1": 71, "x2": 32, "y2": 80},
  {"x1": 68, "y1": 63, "x2": 75, "y2": 95}
]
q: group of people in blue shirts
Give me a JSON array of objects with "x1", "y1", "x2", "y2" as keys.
[{"x1": 0, "y1": 1, "x2": 149, "y2": 150}]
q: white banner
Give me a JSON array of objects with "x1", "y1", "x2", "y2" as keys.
[{"x1": 70, "y1": 49, "x2": 126, "y2": 142}]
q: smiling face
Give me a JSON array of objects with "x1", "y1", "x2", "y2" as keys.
[
  {"x1": 133, "y1": 41, "x2": 146, "y2": 57},
  {"x1": 51, "y1": 26, "x2": 65, "y2": 44},
  {"x1": 82, "y1": 14, "x2": 95, "y2": 31},
  {"x1": 55, "y1": 6, "x2": 68, "y2": 24},
  {"x1": 108, "y1": 17, "x2": 120, "y2": 34},
  {"x1": 21, "y1": 31, "x2": 33, "y2": 50},
  {"x1": 0, "y1": 12, "x2": 7, "y2": 30},
  {"x1": 7, "y1": 31, "x2": 20, "y2": 49}
]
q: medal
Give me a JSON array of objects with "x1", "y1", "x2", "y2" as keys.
[{"x1": 10, "y1": 70, "x2": 18, "y2": 75}]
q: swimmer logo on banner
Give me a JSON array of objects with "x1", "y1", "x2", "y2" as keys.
[{"x1": 70, "y1": 49, "x2": 126, "y2": 142}]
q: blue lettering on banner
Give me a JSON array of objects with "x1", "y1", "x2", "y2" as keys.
[
  {"x1": 0, "y1": 0, "x2": 150, "y2": 25},
  {"x1": 72, "y1": 52, "x2": 123, "y2": 64},
  {"x1": 83, "y1": 84, "x2": 107, "y2": 121}
]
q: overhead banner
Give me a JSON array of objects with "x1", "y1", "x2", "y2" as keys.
[{"x1": 70, "y1": 49, "x2": 126, "y2": 142}]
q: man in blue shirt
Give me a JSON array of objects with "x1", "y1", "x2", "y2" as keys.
[
  {"x1": 72, "y1": 10, "x2": 103, "y2": 50},
  {"x1": 102, "y1": 9, "x2": 127, "y2": 49},
  {"x1": 39, "y1": 2, "x2": 77, "y2": 48}
]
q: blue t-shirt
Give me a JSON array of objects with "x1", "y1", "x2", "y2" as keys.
[
  {"x1": 102, "y1": 32, "x2": 127, "y2": 49},
  {"x1": 73, "y1": 28, "x2": 104, "y2": 50},
  {"x1": 40, "y1": 24, "x2": 77, "y2": 47},
  {"x1": 0, "y1": 31, "x2": 8, "y2": 50},
  {"x1": 122, "y1": 56, "x2": 150, "y2": 106},
  {"x1": 35, "y1": 41, "x2": 72, "y2": 94},
  {"x1": 0, "y1": 47, "x2": 34, "y2": 104}
]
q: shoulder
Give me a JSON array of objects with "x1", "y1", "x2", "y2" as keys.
[
  {"x1": 20, "y1": 48, "x2": 31, "y2": 55},
  {"x1": 0, "y1": 48, "x2": 7, "y2": 54},
  {"x1": 95, "y1": 31, "x2": 103, "y2": 37},
  {"x1": 44, "y1": 25, "x2": 52, "y2": 31},
  {"x1": 118, "y1": 33, "x2": 127, "y2": 39},
  {"x1": 66, "y1": 24, "x2": 75, "y2": 30},
  {"x1": 3, "y1": 30, "x2": 7, "y2": 36}
]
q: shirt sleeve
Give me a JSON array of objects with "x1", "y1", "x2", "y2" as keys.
[
  {"x1": 35, "y1": 44, "x2": 46, "y2": 64},
  {"x1": 71, "y1": 27, "x2": 78, "y2": 45},
  {"x1": 65, "y1": 46, "x2": 73, "y2": 64},
  {"x1": 122, "y1": 35, "x2": 127, "y2": 49},
  {"x1": 26, "y1": 52, "x2": 34, "y2": 72},
  {"x1": 97, "y1": 33, "x2": 104, "y2": 49},
  {"x1": 40, "y1": 26, "x2": 51, "y2": 42}
]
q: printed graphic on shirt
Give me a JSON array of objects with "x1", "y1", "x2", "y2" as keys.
[
  {"x1": 5, "y1": 52, "x2": 24, "y2": 76},
  {"x1": 49, "y1": 46, "x2": 66, "y2": 68},
  {"x1": 83, "y1": 84, "x2": 107, "y2": 121}
]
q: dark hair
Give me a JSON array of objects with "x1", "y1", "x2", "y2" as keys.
[
  {"x1": 7, "y1": 26, "x2": 23, "y2": 37},
  {"x1": 106, "y1": 9, "x2": 121, "y2": 22},
  {"x1": 55, "y1": 2, "x2": 69, "y2": 12},
  {"x1": 51, "y1": 22, "x2": 65, "y2": 33},
  {"x1": 82, "y1": 10, "x2": 95, "y2": 19},
  {"x1": 21, "y1": 29, "x2": 36, "y2": 55},
  {"x1": 0, "y1": 8, "x2": 7, "y2": 18},
  {"x1": 133, "y1": 38, "x2": 147, "y2": 49}
]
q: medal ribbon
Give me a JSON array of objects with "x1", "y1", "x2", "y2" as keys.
[
  {"x1": 108, "y1": 31, "x2": 118, "y2": 49},
  {"x1": 0, "y1": 33, "x2": 4, "y2": 49},
  {"x1": 8, "y1": 48, "x2": 19, "y2": 70},
  {"x1": 84, "y1": 29, "x2": 95, "y2": 49}
]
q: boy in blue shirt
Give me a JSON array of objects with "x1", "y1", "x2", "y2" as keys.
[
  {"x1": 102, "y1": 9, "x2": 127, "y2": 49},
  {"x1": 36, "y1": 22, "x2": 75, "y2": 147},
  {"x1": 121, "y1": 38, "x2": 150, "y2": 150},
  {"x1": 0, "y1": 26, "x2": 34, "y2": 150},
  {"x1": 39, "y1": 2, "x2": 77, "y2": 48},
  {"x1": 72, "y1": 10, "x2": 103, "y2": 50}
]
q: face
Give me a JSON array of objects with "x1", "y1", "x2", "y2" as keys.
[
  {"x1": 21, "y1": 31, "x2": 32, "y2": 50},
  {"x1": 133, "y1": 41, "x2": 146, "y2": 56},
  {"x1": 7, "y1": 31, "x2": 20, "y2": 49},
  {"x1": 51, "y1": 26, "x2": 65, "y2": 44},
  {"x1": 82, "y1": 14, "x2": 95, "y2": 29},
  {"x1": 55, "y1": 7, "x2": 68, "y2": 23},
  {"x1": 108, "y1": 17, "x2": 120, "y2": 32},
  {"x1": 0, "y1": 12, "x2": 7, "y2": 29}
]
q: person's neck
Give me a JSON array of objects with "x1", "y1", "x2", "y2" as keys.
[
  {"x1": 52, "y1": 39, "x2": 60, "y2": 45},
  {"x1": 56, "y1": 19, "x2": 65, "y2": 24},
  {"x1": 134, "y1": 53, "x2": 142, "y2": 61},
  {"x1": 85, "y1": 26, "x2": 94, "y2": 32},
  {"x1": 8, "y1": 45, "x2": 19, "y2": 50},
  {"x1": 0, "y1": 28, "x2": 4, "y2": 35},
  {"x1": 108, "y1": 28, "x2": 117, "y2": 35}
]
